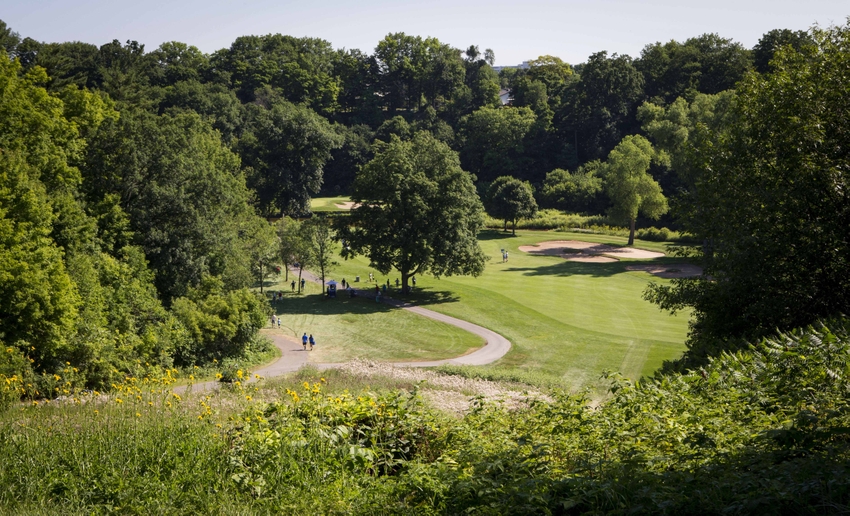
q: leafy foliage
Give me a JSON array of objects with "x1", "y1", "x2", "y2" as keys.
[
  {"x1": 645, "y1": 22, "x2": 850, "y2": 361},
  {"x1": 484, "y1": 176, "x2": 538, "y2": 234},
  {"x1": 341, "y1": 132, "x2": 486, "y2": 291}
]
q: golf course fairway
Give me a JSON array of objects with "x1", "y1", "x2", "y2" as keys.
[{"x1": 274, "y1": 229, "x2": 691, "y2": 394}]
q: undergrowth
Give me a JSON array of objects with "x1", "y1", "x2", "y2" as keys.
[{"x1": 2, "y1": 319, "x2": 850, "y2": 513}]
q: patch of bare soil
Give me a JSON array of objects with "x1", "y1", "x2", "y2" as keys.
[
  {"x1": 519, "y1": 240, "x2": 665, "y2": 261},
  {"x1": 624, "y1": 263, "x2": 703, "y2": 278},
  {"x1": 337, "y1": 360, "x2": 549, "y2": 415}
]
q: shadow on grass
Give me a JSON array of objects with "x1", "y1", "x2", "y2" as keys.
[
  {"x1": 270, "y1": 287, "x2": 460, "y2": 317},
  {"x1": 478, "y1": 229, "x2": 520, "y2": 241},
  {"x1": 387, "y1": 288, "x2": 460, "y2": 306},
  {"x1": 507, "y1": 256, "x2": 694, "y2": 278}
]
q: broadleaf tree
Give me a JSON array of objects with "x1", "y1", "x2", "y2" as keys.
[
  {"x1": 340, "y1": 131, "x2": 486, "y2": 292},
  {"x1": 485, "y1": 176, "x2": 538, "y2": 235},
  {"x1": 603, "y1": 135, "x2": 668, "y2": 245},
  {"x1": 301, "y1": 215, "x2": 337, "y2": 293},
  {"x1": 644, "y1": 23, "x2": 850, "y2": 361}
]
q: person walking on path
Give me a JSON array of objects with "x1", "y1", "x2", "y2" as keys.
[
  {"x1": 291, "y1": 280, "x2": 295, "y2": 292},
  {"x1": 300, "y1": 278, "x2": 306, "y2": 291},
  {"x1": 382, "y1": 283, "x2": 387, "y2": 294},
  {"x1": 271, "y1": 315, "x2": 276, "y2": 328},
  {"x1": 277, "y1": 317, "x2": 281, "y2": 329},
  {"x1": 308, "y1": 334, "x2": 315, "y2": 351},
  {"x1": 302, "y1": 333, "x2": 308, "y2": 350},
  {"x1": 395, "y1": 278, "x2": 399, "y2": 288},
  {"x1": 412, "y1": 276, "x2": 416, "y2": 289}
]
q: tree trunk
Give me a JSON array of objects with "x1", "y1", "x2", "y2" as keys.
[
  {"x1": 512, "y1": 218, "x2": 516, "y2": 235},
  {"x1": 320, "y1": 264, "x2": 325, "y2": 294},
  {"x1": 259, "y1": 262, "x2": 264, "y2": 294},
  {"x1": 298, "y1": 268, "x2": 303, "y2": 293},
  {"x1": 284, "y1": 262, "x2": 288, "y2": 281},
  {"x1": 503, "y1": 219, "x2": 507, "y2": 232},
  {"x1": 628, "y1": 218, "x2": 636, "y2": 246}
]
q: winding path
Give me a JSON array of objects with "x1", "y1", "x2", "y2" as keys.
[{"x1": 181, "y1": 270, "x2": 511, "y2": 392}]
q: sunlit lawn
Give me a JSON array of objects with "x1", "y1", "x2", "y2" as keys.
[
  {"x1": 315, "y1": 229, "x2": 692, "y2": 393},
  {"x1": 309, "y1": 196, "x2": 352, "y2": 212},
  {"x1": 264, "y1": 283, "x2": 483, "y2": 364}
]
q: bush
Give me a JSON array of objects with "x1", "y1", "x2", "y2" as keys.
[
  {"x1": 171, "y1": 276, "x2": 269, "y2": 366},
  {"x1": 484, "y1": 209, "x2": 606, "y2": 231}
]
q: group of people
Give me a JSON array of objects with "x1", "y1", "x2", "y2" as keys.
[
  {"x1": 301, "y1": 333, "x2": 316, "y2": 351},
  {"x1": 269, "y1": 315, "x2": 316, "y2": 351},
  {"x1": 290, "y1": 278, "x2": 306, "y2": 292}
]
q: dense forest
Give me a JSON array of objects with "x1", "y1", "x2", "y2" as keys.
[{"x1": 1, "y1": 16, "x2": 848, "y2": 398}]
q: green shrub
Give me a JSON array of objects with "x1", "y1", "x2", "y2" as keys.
[{"x1": 484, "y1": 209, "x2": 606, "y2": 231}]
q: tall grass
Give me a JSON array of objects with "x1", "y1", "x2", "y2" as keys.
[{"x1": 4, "y1": 319, "x2": 850, "y2": 513}]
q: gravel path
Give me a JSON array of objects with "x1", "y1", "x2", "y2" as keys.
[{"x1": 181, "y1": 269, "x2": 512, "y2": 393}]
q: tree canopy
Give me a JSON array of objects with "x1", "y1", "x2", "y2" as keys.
[
  {"x1": 340, "y1": 132, "x2": 486, "y2": 290},
  {"x1": 485, "y1": 176, "x2": 538, "y2": 234},
  {"x1": 645, "y1": 23, "x2": 850, "y2": 363},
  {"x1": 602, "y1": 135, "x2": 668, "y2": 245}
]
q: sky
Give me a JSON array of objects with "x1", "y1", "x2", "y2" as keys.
[{"x1": 1, "y1": 0, "x2": 847, "y2": 65}]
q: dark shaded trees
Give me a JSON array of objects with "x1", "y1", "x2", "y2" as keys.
[
  {"x1": 458, "y1": 106, "x2": 536, "y2": 182},
  {"x1": 557, "y1": 51, "x2": 645, "y2": 163},
  {"x1": 239, "y1": 98, "x2": 342, "y2": 216},
  {"x1": 636, "y1": 33, "x2": 752, "y2": 104}
]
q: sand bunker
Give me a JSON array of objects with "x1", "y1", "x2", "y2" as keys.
[
  {"x1": 624, "y1": 264, "x2": 703, "y2": 278},
  {"x1": 334, "y1": 201, "x2": 359, "y2": 210},
  {"x1": 519, "y1": 240, "x2": 665, "y2": 261}
]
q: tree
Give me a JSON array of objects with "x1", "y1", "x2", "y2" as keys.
[
  {"x1": 244, "y1": 218, "x2": 279, "y2": 294},
  {"x1": 752, "y1": 29, "x2": 811, "y2": 74},
  {"x1": 645, "y1": 23, "x2": 850, "y2": 361},
  {"x1": 340, "y1": 132, "x2": 486, "y2": 292},
  {"x1": 82, "y1": 110, "x2": 260, "y2": 303},
  {"x1": 0, "y1": 19, "x2": 20, "y2": 58},
  {"x1": 485, "y1": 176, "x2": 538, "y2": 235},
  {"x1": 636, "y1": 33, "x2": 752, "y2": 104},
  {"x1": 540, "y1": 163, "x2": 604, "y2": 213},
  {"x1": 240, "y1": 98, "x2": 342, "y2": 216},
  {"x1": 558, "y1": 51, "x2": 645, "y2": 162},
  {"x1": 603, "y1": 135, "x2": 668, "y2": 245},
  {"x1": 275, "y1": 216, "x2": 302, "y2": 282},
  {"x1": 458, "y1": 106, "x2": 536, "y2": 182},
  {"x1": 302, "y1": 215, "x2": 337, "y2": 293}
]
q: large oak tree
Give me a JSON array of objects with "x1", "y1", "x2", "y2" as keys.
[{"x1": 340, "y1": 131, "x2": 486, "y2": 291}]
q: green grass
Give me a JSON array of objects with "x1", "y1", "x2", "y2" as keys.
[
  {"x1": 310, "y1": 196, "x2": 352, "y2": 212},
  {"x1": 324, "y1": 229, "x2": 691, "y2": 394},
  {"x1": 264, "y1": 287, "x2": 483, "y2": 364}
]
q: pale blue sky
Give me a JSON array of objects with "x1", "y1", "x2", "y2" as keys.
[{"x1": 1, "y1": 0, "x2": 847, "y2": 65}]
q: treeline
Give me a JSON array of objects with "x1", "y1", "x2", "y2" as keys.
[
  {"x1": 0, "y1": 42, "x2": 272, "y2": 395},
  {"x1": 1, "y1": 16, "x2": 847, "y2": 386},
  {"x1": 0, "y1": 22, "x2": 812, "y2": 206}
]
